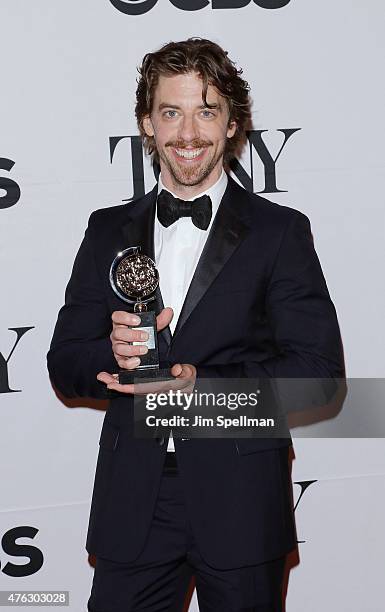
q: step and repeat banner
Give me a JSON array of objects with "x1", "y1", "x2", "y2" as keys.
[{"x1": 1, "y1": 1, "x2": 384, "y2": 610}]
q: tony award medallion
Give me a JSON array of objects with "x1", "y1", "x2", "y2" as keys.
[{"x1": 109, "y1": 246, "x2": 172, "y2": 384}]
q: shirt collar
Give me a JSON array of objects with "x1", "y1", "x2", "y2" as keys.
[{"x1": 157, "y1": 169, "x2": 228, "y2": 217}]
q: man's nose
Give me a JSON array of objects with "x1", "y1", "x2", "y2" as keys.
[{"x1": 178, "y1": 115, "x2": 199, "y2": 143}]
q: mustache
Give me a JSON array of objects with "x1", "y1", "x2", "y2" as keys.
[{"x1": 165, "y1": 139, "x2": 212, "y2": 149}]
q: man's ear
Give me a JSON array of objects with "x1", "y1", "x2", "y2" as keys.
[
  {"x1": 143, "y1": 115, "x2": 154, "y2": 137},
  {"x1": 227, "y1": 120, "x2": 237, "y2": 139}
]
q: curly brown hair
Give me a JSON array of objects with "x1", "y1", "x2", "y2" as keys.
[{"x1": 135, "y1": 38, "x2": 251, "y2": 162}]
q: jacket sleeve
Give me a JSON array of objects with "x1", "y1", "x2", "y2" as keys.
[
  {"x1": 47, "y1": 212, "x2": 116, "y2": 399},
  {"x1": 196, "y1": 212, "x2": 345, "y2": 410}
]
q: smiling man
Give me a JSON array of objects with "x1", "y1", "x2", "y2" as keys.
[
  {"x1": 47, "y1": 38, "x2": 344, "y2": 611},
  {"x1": 143, "y1": 71, "x2": 236, "y2": 192}
]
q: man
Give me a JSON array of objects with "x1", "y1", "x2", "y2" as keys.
[{"x1": 47, "y1": 38, "x2": 344, "y2": 611}]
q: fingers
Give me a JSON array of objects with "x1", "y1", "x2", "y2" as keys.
[
  {"x1": 156, "y1": 307, "x2": 174, "y2": 331},
  {"x1": 110, "y1": 309, "x2": 187, "y2": 375},
  {"x1": 115, "y1": 356, "x2": 141, "y2": 370},
  {"x1": 114, "y1": 342, "x2": 148, "y2": 358},
  {"x1": 104, "y1": 381, "x2": 135, "y2": 394},
  {"x1": 112, "y1": 311, "x2": 141, "y2": 327},
  {"x1": 130, "y1": 379, "x2": 179, "y2": 395},
  {"x1": 111, "y1": 308, "x2": 174, "y2": 370},
  {"x1": 112, "y1": 331, "x2": 149, "y2": 370},
  {"x1": 112, "y1": 308, "x2": 173, "y2": 333},
  {"x1": 171, "y1": 363, "x2": 196, "y2": 379},
  {"x1": 97, "y1": 370, "x2": 135, "y2": 393},
  {"x1": 112, "y1": 327, "x2": 150, "y2": 343},
  {"x1": 113, "y1": 340, "x2": 148, "y2": 369},
  {"x1": 111, "y1": 310, "x2": 150, "y2": 369},
  {"x1": 96, "y1": 374, "x2": 171, "y2": 395},
  {"x1": 171, "y1": 363, "x2": 183, "y2": 377},
  {"x1": 97, "y1": 363, "x2": 197, "y2": 396},
  {"x1": 97, "y1": 372, "x2": 119, "y2": 384}
]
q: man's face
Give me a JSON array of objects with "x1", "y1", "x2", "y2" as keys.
[{"x1": 143, "y1": 72, "x2": 236, "y2": 194}]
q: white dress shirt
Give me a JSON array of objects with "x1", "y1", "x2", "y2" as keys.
[{"x1": 154, "y1": 169, "x2": 228, "y2": 451}]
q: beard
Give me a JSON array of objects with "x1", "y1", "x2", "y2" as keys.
[{"x1": 159, "y1": 138, "x2": 225, "y2": 188}]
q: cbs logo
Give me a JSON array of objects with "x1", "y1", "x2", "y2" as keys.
[
  {"x1": 0, "y1": 158, "x2": 20, "y2": 210},
  {"x1": 0, "y1": 527, "x2": 43, "y2": 577},
  {"x1": 109, "y1": 0, "x2": 291, "y2": 16}
]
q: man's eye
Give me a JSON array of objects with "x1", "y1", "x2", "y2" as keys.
[
  {"x1": 201, "y1": 109, "x2": 215, "y2": 118},
  {"x1": 164, "y1": 110, "x2": 178, "y2": 118}
]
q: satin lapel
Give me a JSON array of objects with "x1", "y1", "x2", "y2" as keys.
[
  {"x1": 154, "y1": 285, "x2": 172, "y2": 346},
  {"x1": 120, "y1": 185, "x2": 157, "y2": 261},
  {"x1": 120, "y1": 185, "x2": 172, "y2": 347},
  {"x1": 172, "y1": 178, "x2": 250, "y2": 342}
]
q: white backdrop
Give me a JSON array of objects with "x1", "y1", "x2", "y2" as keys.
[{"x1": 1, "y1": 1, "x2": 384, "y2": 610}]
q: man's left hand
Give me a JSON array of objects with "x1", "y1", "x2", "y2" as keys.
[{"x1": 97, "y1": 363, "x2": 197, "y2": 396}]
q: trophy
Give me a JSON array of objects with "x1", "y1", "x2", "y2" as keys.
[{"x1": 109, "y1": 246, "x2": 172, "y2": 384}]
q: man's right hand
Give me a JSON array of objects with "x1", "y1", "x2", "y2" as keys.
[
  {"x1": 98, "y1": 307, "x2": 196, "y2": 396},
  {"x1": 110, "y1": 307, "x2": 174, "y2": 371}
]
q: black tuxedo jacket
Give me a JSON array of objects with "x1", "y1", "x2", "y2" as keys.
[{"x1": 47, "y1": 176, "x2": 344, "y2": 568}]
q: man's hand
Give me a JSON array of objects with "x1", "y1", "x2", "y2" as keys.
[
  {"x1": 97, "y1": 307, "x2": 197, "y2": 395},
  {"x1": 107, "y1": 306, "x2": 174, "y2": 371}
]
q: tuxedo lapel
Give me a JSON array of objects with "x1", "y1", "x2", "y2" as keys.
[
  {"x1": 120, "y1": 184, "x2": 172, "y2": 347},
  {"x1": 120, "y1": 185, "x2": 157, "y2": 261},
  {"x1": 172, "y1": 177, "x2": 251, "y2": 342}
]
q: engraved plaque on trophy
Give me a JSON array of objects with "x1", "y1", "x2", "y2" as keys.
[{"x1": 109, "y1": 246, "x2": 172, "y2": 384}]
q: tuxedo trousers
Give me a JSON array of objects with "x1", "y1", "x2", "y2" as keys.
[{"x1": 88, "y1": 452, "x2": 286, "y2": 612}]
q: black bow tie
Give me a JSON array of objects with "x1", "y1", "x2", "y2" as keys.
[{"x1": 157, "y1": 189, "x2": 212, "y2": 231}]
